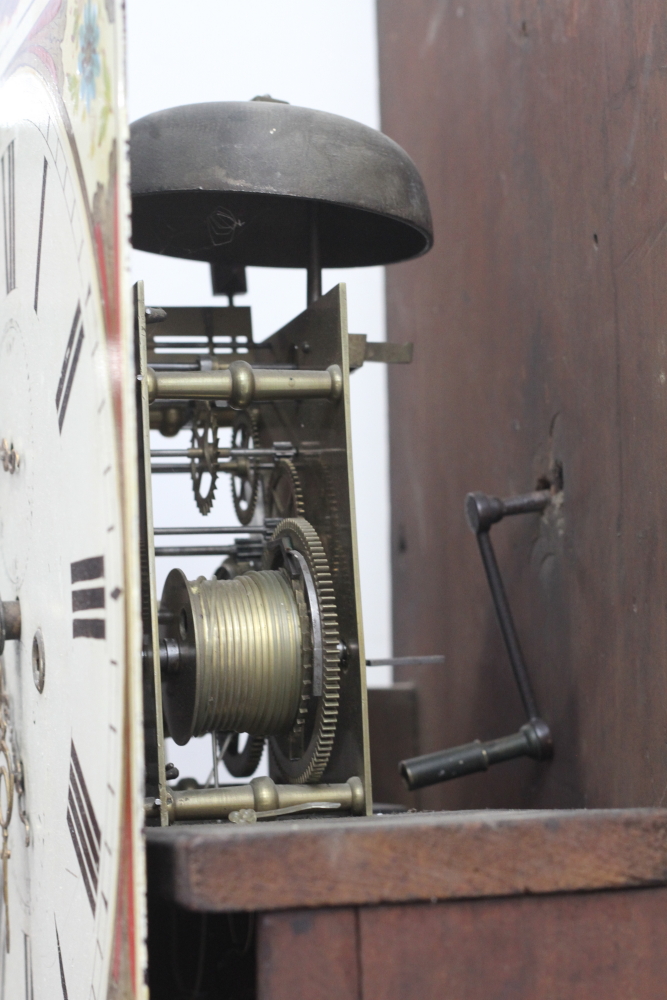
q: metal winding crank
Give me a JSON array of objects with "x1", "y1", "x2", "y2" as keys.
[{"x1": 401, "y1": 489, "x2": 555, "y2": 791}]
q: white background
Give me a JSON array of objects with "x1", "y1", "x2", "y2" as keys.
[{"x1": 126, "y1": 0, "x2": 392, "y2": 781}]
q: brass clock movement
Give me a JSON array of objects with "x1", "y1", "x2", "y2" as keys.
[{"x1": 0, "y1": 5, "x2": 432, "y2": 998}]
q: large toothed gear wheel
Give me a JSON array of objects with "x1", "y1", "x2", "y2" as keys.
[
  {"x1": 265, "y1": 517, "x2": 340, "y2": 783},
  {"x1": 221, "y1": 733, "x2": 265, "y2": 778},
  {"x1": 231, "y1": 409, "x2": 260, "y2": 525},
  {"x1": 190, "y1": 402, "x2": 218, "y2": 515},
  {"x1": 268, "y1": 458, "x2": 305, "y2": 519}
]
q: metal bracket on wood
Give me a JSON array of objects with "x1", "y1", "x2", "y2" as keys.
[{"x1": 400, "y1": 489, "x2": 554, "y2": 791}]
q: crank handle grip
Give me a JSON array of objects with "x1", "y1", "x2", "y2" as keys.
[{"x1": 400, "y1": 718, "x2": 553, "y2": 791}]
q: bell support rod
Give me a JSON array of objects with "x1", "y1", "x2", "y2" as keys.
[
  {"x1": 145, "y1": 358, "x2": 342, "y2": 406},
  {"x1": 144, "y1": 774, "x2": 365, "y2": 824},
  {"x1": 307, "y1": 202, "x2": 322, "y2": 307},
  {"x1": 400, "y1": 488, "x2": 554, "y2": 791}
]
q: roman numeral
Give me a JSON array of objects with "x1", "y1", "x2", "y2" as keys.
[
  {"x1": 56, "y1": 304, "x2": 84, "y2": 433},
  {"x1": 55, "y1": 918, "x2": 69, "y2": 1000},
  {"x1": 2, "y1": 140, "x2": 15, "y2": 294},
  {"x1": 34, "y1": 157, "x2": 47, "y2": 313},
  {"x1": 66, "y1": 740, "x2": 101, "y2": 915},
  {"x1": 71, "y1": 555, "x2": 105, "y2": 639}
]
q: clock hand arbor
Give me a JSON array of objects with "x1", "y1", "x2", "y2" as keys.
[
  {"x1": 0, "y1": 440, "x2": 19, "y2": 474},
  {"x1": 0, "y1": 601, "x2": 20, "y2": 655}
]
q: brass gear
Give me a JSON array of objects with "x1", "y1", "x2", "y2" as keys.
[
  {"x1": 231, "y1": 409, "x2": 260, "y2": 525},
  {"x1": 267, "y1": 458, "x2": 305, "y2": 519},
  {"x1": 316, "y1": 459, "x2": 344, "y2": 582},
  {"x1": 190, "y1": 403, "x2": 218, "y2": 515},
  {"x1": 265, "y1": 517, "x2": 340, "y2": 783},
  {"x1": 221, "y1": 733, "x2": 265, "y2": 778}
]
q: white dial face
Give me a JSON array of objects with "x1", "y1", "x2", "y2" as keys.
[{"x1": 0, "y1": 71, "x2": 126, "y2": 999}]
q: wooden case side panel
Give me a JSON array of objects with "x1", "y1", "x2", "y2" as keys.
[
  {"x1": 378, "y1": 0, "x2": 667, "y2": 810},
  {"x1": 257, "y1": 908, "x2": 360, "y2": 1000},
  {"x1": 359, "y1": 888, "x2": 667, "y2": 1000}
]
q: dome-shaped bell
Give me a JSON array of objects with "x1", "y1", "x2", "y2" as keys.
[{"x1": 130, "y1": 100, "x2": 433, "y2": 269}]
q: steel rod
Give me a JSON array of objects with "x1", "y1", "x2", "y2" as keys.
[
  {"x1": 366, "y1": 656, "x2": 444, "y2": 667},
  {"x1": 150, "y1": 363, "x2": 200, "y2": 371},
  {"x1": 153, "y1": 526, "x2": 265, "y2": 535},
  {"x1": 151, "y1": 463, "x2": 274, "y2": 474},
  {"x1": 150, "y1": 448, "x2": 290, "y2": 458},
  {"x1": 502, "y1": 490, "x2": 551, "y2": 517},
  {"x1": 476, "y1": 530, "x2": 539, "y2": 720},
  {"x1": 151, "y1": 465, "x2": 201, "y2": 474},
  {"x1": 307, "y1": 203, "x2": 321, "y2": 306},
  {"x1": 149, "y1": 359, "x2": 298, "y2": 370},
  {"x1": 154, "y1": 545, "x2": 237, "y2": 556}
]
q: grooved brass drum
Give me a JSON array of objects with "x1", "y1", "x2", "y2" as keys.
[
  {"x1": 160, "y1": 517, "x2": 341, "y2": 783},
  {"x1": 161, "y1": 568, "x2": 305, "y2": 744}
]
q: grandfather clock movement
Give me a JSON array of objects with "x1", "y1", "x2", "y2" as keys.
[{"x1": 0, "y1": 4, "x2": 434, "y2": 999}]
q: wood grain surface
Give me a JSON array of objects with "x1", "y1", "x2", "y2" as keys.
[
  {"x1": 368, "y1": 684, "x2": 422, "y2": 809},
  {"x1": 257, "y1": 909, "x2": 359, "y2": 1000},
  {"x1": 378, "y1": 0, "x2": 667, "y2": 811},
  {"x1": 257, "y1": 889, "x2": 667, "y2": 1000},
  {"x1": 358, "y1": 889, "x2": 667, "y2": 1000},
  {"x1": 146, "y1": 807, "x2": 667, "y2": 912}
]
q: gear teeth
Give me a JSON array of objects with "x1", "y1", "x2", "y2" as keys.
[
  {"x1": 269, "y1": 458, "x2": 305, "y2": 518},
  {"x1": 191, "y1": 403, "x2": 218, "y2": 516},
  {"x1": 231, "y1": 409, "x2": 260, "y2": 525},
  {"x1": 223, "y1": 734, "x2": 265, "y2": 778},
  {"x1": 268, "y1": 516, "x2": 341, "y2": 784}
]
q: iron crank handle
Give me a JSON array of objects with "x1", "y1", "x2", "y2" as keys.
[
  {"x1": 399, "y1": 487, "x2": 555, "y2": 791},
  {"x1": 400, "y1": 718, "x2": 552, "y2": 791}
]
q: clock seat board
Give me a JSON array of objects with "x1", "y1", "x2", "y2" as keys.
[
  {"x1": 0, "y1": 3, "x2": 143, "y2": 999},
  {"x1": 144, "y1": 807, "x2": 667, "y2": 999}
]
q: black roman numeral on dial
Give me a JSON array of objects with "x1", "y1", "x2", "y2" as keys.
[
  {"x1": 67, "y1": 740, "x2": 101, "y2": 915},
  {"x1": 54, "y1": 918, "x2": 69, "y2": 999},
  {"x1": 1, "y1": 140, "x2": 15, "y2": 294},
  {"x1": 33, "y1": 157, "x2": 47, "y2": 313},
  {"x1": 56, "y1": 303, "x2": 84, "y2": 433},
  {"x1": 71, "y1": 556, "x2": 105, "y2": 639}
]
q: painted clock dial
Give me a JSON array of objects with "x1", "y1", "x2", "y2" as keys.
[{"x1": 0, "y1": 6, "x2": 143, "y2": 998}]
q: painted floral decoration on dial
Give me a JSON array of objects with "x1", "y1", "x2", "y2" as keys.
[{"x1": 78, "y1": 2, "x2": 101, "y2": 110}]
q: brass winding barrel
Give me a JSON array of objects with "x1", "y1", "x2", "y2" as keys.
[{"x1": 161, "y1": 568, "x2": 305, "y2": 745}]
